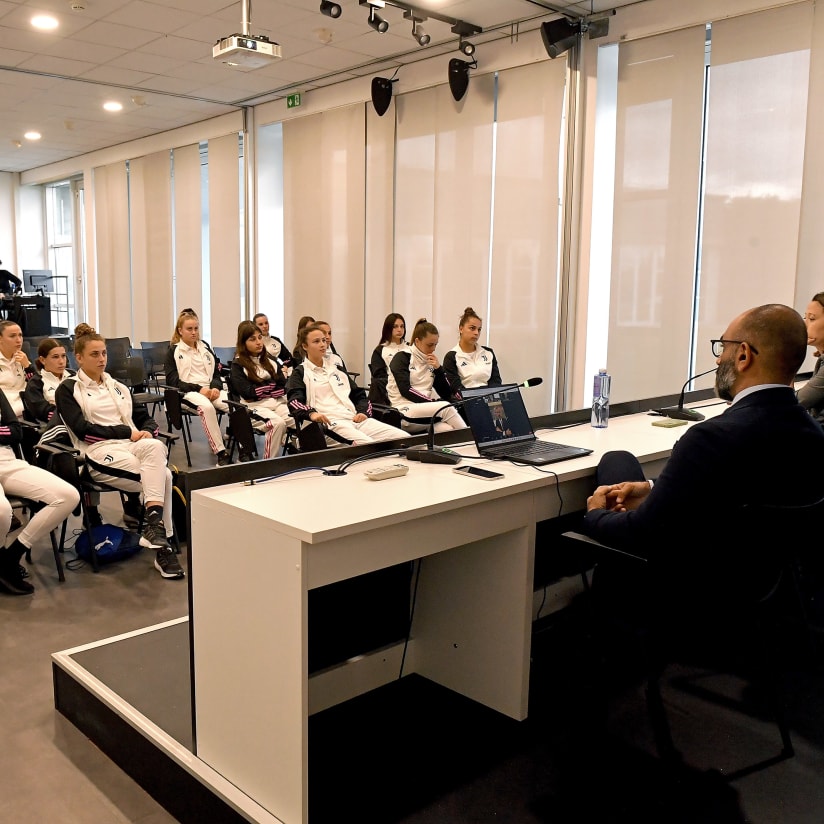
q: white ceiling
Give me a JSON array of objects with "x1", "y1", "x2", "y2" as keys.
[{"x1": 0, "y1": 0, "x2": 638, "y2": 175}]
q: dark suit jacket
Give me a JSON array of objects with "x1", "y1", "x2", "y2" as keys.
[{"x1": 584, "y1": 387, "x2": 824, "y2": 565}]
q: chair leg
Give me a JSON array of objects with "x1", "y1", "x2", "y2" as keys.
[
  {"x1": 645, "y1": 662, "x2": 683, "y2": 765},
  {"x1": 81, "y1": 493, "x2": 100, "y2": 573},
  {"x1": 49, "y1": 528, "x2": 65, "y2": 582}
]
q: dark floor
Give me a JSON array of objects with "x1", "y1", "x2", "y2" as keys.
[{"x1": 5, "y1": 423, "x2": 824, "y2": 823}]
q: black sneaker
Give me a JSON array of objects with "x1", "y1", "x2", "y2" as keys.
[
  {"x1": 140, "y1": 511, "x2": 170, "y2": 550},
  {"x1": 216, "y1": 450, "x2": 232, "y2": 466},
  {"x1": 155, "y1": 547, "x2": 184, "y2": 579},
  {"x1": 0, "y1": 555, "x2": 34, "y2": 596},
  {"x1": 18, "y1": 564, "x2": 29, "y2": 579}
]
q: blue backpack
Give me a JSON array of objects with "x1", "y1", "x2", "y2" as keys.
[{"x1": 74, "y1": 525, "x2": 142, "y2": 565}]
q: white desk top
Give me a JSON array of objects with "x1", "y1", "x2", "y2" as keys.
[{"x1": 191, "y1": 399, "x2": 730, "y2": 544}]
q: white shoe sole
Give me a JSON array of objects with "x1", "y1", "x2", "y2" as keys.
[
  {"x1": 140, "y1": 535, "x2": 167, "y2": 550},
  {"x1": 154, "y1": 557, "x2": 184, "y2": 578}
]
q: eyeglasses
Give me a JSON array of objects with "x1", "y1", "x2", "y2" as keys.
[{"x1": 710, "y1": 339, "x2": 760, "y2": 357}]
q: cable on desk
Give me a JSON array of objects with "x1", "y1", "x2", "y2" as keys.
[
  {"x1": 335, "y1": 449, "x2": 407, "y2": 474},
  {"x1": 244, "y1": 465, "x2": 335, "y2": 485}
]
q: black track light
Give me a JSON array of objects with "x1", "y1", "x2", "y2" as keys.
[
  {"x1": 413, "y1": 22, "x2": 430, "y2": 47},
  {"x1": 368, "y1": 7, "x2": 389, "y2": 33},
  {"x1": 448, "y1": 57, "x2": 474, "y2": 102},
  {"x1": 319, "y1": 1, "x2": 342, "y2": 19},
  {"x1": 459, "y1": 39, "x2": 475, "y2": 57}
]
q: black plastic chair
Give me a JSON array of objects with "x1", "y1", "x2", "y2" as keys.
[
  {"x1": 560, "y1": 496, "x2": 824, "y2": 779},
  {"x1": 163, "y1": 388, "x2": 194, "y2": 467},
  {"x1": 139, "y1": 341, "x2": 170, "y2": 392},
  {"x1": 123, "y1": 348, "x2": 165, "y2": 417}
]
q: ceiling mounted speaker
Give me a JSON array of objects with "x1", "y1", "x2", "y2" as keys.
[
  {"x1": 540, "y1": 18, "x2": 580, "y2": 59},
  {"x1": 448, "y1": 58, "x2": 471, "y2": 102},
  {"x1": 371, "y1": 76, "x2": 393, "y2": 116}
]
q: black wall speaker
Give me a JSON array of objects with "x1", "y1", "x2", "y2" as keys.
[
  {"x1": 448, "y1": 58, "x2": 471, "y2": 102},
  {"x1": 371, "y1": 77, "x2": 393, "y2": 116},
  {"x1": 540, "y1": 18, "x2": 579, "y2": 59}
]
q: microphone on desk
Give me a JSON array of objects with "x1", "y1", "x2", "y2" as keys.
[
  {"x1": 652, "y1": 366, "x2": 717, "y2": 422},
  {"x1": 405, "y1": 377, "x2": 544, "y2": 465}
]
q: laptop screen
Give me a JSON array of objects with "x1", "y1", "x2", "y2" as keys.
[{"x1": 461, "y1": 384, "x2": 536, "y2": 447}]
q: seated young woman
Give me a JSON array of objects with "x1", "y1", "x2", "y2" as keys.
[
  {"x1": 22, "y1": 337, "x2": 74, "y2": 424},
  {"x1": 291, "y1": 315, "x2": 315, "y2": 366},
  {"x1": 287, "y1": 323, "x2": 409, "y2": 446},
  {"x1": 0, "y1": 388, "x2": 79, "y2": 596},
  {"x1": 252, "y1": 313, "x2": 294, "y2": 373},
  {"x1": 55, "y1": 324, "x2": 183, "y2": 580},
  {"x1": 368, "y1": 312, "x2": 408, "y2": 405},
  {"x1": 27, "y1": 338, "x2": 141, "y2": 529},
  {"x1": 442, "y1": 306, "x2": 502, "y2": 396},
  {"x1": 387, "y1": 318, "x2": 465, "y2": 432},
  {"x1": 165, "y1": 308, "x2": 231, "y2": 466},
  {"x1": 230, "y1": 320, "x2": 295, "y2": 458}
]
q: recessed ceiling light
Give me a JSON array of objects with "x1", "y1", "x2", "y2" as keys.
[
  {"x1": 24, "y1": 131, "x2": 41, "y2": 141},
  {"x1": 31, "y1": 15, "x2": 58, "y2": 31},
  {"x1": 103, "y1": 101, "x2": 123, "y2": 112}
]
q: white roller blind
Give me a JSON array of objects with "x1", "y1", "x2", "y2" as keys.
[
  {"x1": 282, "y1": 105, "x2": 366, "y2": 370},
  {"x1": 698, "y1": 3, "x2": 812, "y2": 352},
  {"x1": 92, "y1": 161, "x2": 130, "y2": 337},
  {"x1": 207, "y1": 133, "x2": 242, "y2": 347},
  {"x1": 363, "y1": 105, "x2": 397, "y2": 377},
  {"x1": 128, "y1": 150, "x2": 172, "y2": 343},
  {"x1": 490, "y1": 60, "x2": 567, "y2": 414},
  {"x1": 394, "y1": 77, "x2": 494, "y2": 334},
  {"x1": 607, "y1": 25, "x2": 707, "y2": 402},
  {"x1": 173, "y1": 143, "x2": 204, "y2": 331}
]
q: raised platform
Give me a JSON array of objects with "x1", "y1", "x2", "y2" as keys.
[
  {"x1": 52, "y1": 618, "x2": 280, "y2": 824},
  {"x1": 51, "y1": 616, "x2": 523, "y2": 824}
]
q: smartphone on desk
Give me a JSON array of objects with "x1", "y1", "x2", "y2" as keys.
[{"x1": 453, "y1": 465, "x2": 505, "y2": 481}]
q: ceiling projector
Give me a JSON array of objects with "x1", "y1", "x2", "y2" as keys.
[{"x1": 213, "y1": 34, "x2": 282, "y2": 69}]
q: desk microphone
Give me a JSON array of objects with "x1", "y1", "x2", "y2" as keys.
[
  {"x1": 653, "y1": 366, "x2": 717, "y2": 422},
  {"x1": 405, "y1": 377, "x2": 544, "y2": 465}
]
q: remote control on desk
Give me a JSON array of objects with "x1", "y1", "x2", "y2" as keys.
[{"x1": 364, "y1": 463, "x2": 409, "y2": 481}]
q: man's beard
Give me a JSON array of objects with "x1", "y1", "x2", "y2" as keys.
[{"x1": 715, "y1": 357, "x2": 736, "y2": 401}]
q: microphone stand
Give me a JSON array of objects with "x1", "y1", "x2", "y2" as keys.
[
  {"x1": 405, "y1": 404, "x2": 463, "y2": 465},
  {"x1": 653, "y1": 366, "x2": 718, "y2": 422}
]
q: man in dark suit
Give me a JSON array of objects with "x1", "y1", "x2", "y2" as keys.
[
  {"x1": 0, "y1": 261, "x2": 22, "y2": 296},
  {"x1": 0, "y1": 261, "x2": 22, "y2": 319},
  {"x1": 583, "y1": 303, "x2": 824, "y2": 602},
  {"x1": 491, "y1": 404, "x2": 511, "y2": 438}
]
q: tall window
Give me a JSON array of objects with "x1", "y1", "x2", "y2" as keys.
[
  {"x1": 45, "y1": 181, "x2": 77, "y2": 334},
  {"x1": 590, "y1": 3, "x2": 812, "y2": 404}
]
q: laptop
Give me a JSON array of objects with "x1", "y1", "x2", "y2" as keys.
[{"x1": 461, "y1": 384, "x2": 593, "y2": 466}]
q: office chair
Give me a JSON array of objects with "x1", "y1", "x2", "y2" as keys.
[
  {"x1": 560, "y1": 496, "x2": 824, "y2": 780},
  {"x1": 139, "y1": 341, "x2": 170, "y2": 391},
  {"x1": 211, "y1": 346, "x2": 236, "y2": 372},
  {"x1": 123, "y1": 348, "x2": 165, "y2": 417}
]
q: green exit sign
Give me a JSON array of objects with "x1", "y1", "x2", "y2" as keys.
[{"x1": 287, "y1": 93, "x2": 302, "y2": 108}]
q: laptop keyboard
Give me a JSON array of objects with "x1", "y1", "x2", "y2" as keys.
[{"x1": 484, "y1": 441, "x2": 567, "y2": 458}]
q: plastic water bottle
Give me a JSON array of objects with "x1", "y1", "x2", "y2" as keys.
[{"x1": 591, "y1": 368, "x2": 611, "y2": 428}]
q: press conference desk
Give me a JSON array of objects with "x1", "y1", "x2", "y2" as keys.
[{"x1": 189, "y1": 399, "x2": 728, "y2": 824}]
